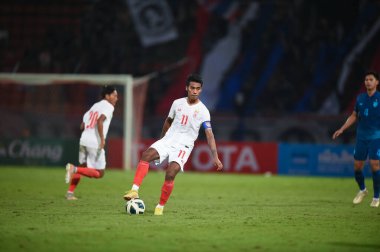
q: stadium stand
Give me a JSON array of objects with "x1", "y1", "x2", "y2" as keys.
[{"x1": 1, "y1": 0, "x2": 380, "y2": 143}]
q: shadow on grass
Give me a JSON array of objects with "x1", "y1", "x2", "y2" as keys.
[{"x1": 330, "y1": 242, "x2": 380, "y2": 250}]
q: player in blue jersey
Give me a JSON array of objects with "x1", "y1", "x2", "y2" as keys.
[{"x1": 332, "y1": 71, "x2": 380, "y2": 208}]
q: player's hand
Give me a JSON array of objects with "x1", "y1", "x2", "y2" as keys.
[
  {"x1": 332, "y1": 129, "x2": 343, "y2": 140},
  {"x1": 214, "y1": 158, "x2": 223, "y2": 171},
  {"x1": 99, "y1": 139, "x2": 105, "y2": 149}
]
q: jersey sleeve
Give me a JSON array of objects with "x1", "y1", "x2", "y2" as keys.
[
  {"x1": 82, "y1": 110, "x2": 88, "y2": 123},
  {"x1": 102, "y1": 105, "x2": 114, "y2": 119},
  {"x1": 354, "y1": 95, "x2": 360, "y2": 113},
  {"x1": 168, "y1": 100, "x2": 177, "y2": 119},
  {"x1": 203, "y1": 107, "x2": 211, "y2": 122},
  {"x1": 200, "y1": 106, "x2": 211, "y2": 123},
  {"x1": 97, "y1": 101, "x2": 114, "y2": 120}
]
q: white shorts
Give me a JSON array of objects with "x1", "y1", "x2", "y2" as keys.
[
  {"x1": 150, "y1": 139, "x2": 193, "y2": 171},
  {"x1": 79, "y1": 145, "x2": 106, "y2": 169}
]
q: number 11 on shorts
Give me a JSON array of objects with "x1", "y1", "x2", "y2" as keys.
[{"x1": 178, "y1": 150, "x2": 186, "y2": 159}]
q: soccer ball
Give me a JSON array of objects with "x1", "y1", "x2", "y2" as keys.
[{"x1": 125, "y1": 198, "x2": 145, "y2": 215}]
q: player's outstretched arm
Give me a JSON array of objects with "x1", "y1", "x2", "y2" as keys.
[
  {"x1": 205, "y1": 128, "x2": 223, "y2": 171},
  {"x1": 160, "y1": 117, "x2": 173, "y2": 138},
  {"x1": 332, "y1": 111, "x2": 357, "y2": 140}
]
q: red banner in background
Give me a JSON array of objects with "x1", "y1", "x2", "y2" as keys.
[
  {"x1": 107, "y1": 138, "x2": 123, "y2": 169},
  {"x1": 187, "y1": 142, "x2": 278, "y2": 174},
  {"x1": 108, "y1": 139, "x2": 278, "y2": 174}
]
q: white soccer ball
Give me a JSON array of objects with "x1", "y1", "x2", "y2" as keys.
[{"x1": 125, "y1": 198, "x2": 145, "y2": 215}]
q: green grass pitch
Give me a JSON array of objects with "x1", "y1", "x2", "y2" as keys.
[{"x1": 0, "y1": 166, "x2": 378, "y2": 252}]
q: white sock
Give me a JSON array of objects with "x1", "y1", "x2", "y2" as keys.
[
  {"x1": 132, "y1": 184, "x2": 139, "y2": 191},
  {"x1": 156, "y1": 204, "x2": 164, "y2": 209}
]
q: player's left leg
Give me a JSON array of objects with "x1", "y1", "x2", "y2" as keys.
[
  {"x1": 66, "y1": 173, "x2": 81, "y2": 200},
  {"x1": 368, "y1": 139, "x2": 380, "y2": 207},
  {"x1": 369, "y1": 160, "x2": 380, "y2": 207},
  {"x1": 66, "y1": 163, "x2": 84, "y2": 200},
  {"x1": 155, "y1": 145, "x2": 193, "y2": 215},
  {"x1": 155, "y1": 162, "x2": 181, "y2": 216},
  {"x1": 66, "y1": 147, "x2": 106, "y2": 183},
  {"x1": 65, "y1": 146, "x2": 106, "y2": 200},
  {"x1": 65, "y1": 165, "x2": 104, "y2": 200}
]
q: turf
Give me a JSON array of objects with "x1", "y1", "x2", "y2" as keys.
[{"x1": 0, "y1": 166, "x2": 378, "y2": 252}]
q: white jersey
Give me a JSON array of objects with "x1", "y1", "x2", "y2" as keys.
[
  {"x1": 163, "y1": 97, "x2": 211, "y2": 147},
  {"x1": 80, "y1": 99, "x2": 114, "y2": 148}
]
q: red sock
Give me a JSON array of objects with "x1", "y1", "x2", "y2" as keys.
[
  {"x1": 133, "y1": 161, "x2": 149, "y2": 186},
  {"x1": 159, "y1": 180, "x2": 174, "y2": 206},
  {"x1": 68, "y1": 173, "x2": 81, "y2": 192},
  {"x1": 76, "y1": 167, "x2": 102, "y2": 178}
]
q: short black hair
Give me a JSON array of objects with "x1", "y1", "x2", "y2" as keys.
[
  {"x1": 186, "y1": 74, "x2": 203, "y2": 87},
  {"x1": 101, "y1": 85, "x2": 117, "y2": 98},
  {"x1": 365, "y1": 71, "x2": 379, "y2": 81}
]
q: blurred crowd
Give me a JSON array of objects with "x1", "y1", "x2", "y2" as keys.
[{"x1": 1, "y1": 0, "x2": 380, "y2": 143}]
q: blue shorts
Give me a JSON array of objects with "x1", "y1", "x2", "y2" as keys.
[{"x1": 354, "y1": 138, "x2": 380, "y2": 160}]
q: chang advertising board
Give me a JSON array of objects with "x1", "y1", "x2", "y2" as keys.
[{"x1": 0, "y1": 138, "x2": 78, "y2": 166}]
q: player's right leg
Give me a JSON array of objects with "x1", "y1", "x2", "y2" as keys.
[
  {"x1": 123, "y1": 160, "x2": 149, "y2": 201},
  {"x1": 123, "y1": 190, "x2": 139, "y2": 201},
  {"x1": 353, "y1": 188, "x2": 368, "y2": 204},
  {"x1": 353, "y1": 162, "x2": 367, "y2": 204},
  {"x1": 73, "y1": 146, "x2": 105, "y2": 178},
  {"x1": 123, "y1": 147, "x2": 161, "y2": 201},
  {"x1": 352, "y1": 143, "x2": 367, "y2": 204}
]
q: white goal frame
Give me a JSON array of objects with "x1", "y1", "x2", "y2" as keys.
[{"x1": 0, "y1": 73, "x2": 137, "y2": 170}]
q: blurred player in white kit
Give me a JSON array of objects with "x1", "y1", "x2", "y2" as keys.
[{"x1": 65, "y1": 85, "x2": 118, "y2": 200}]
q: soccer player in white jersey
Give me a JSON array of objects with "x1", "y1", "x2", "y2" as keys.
[
  {"x1": 65, "y1": 85, "x2": 118, "y2": 200},
  {"x1": 123, "y1": 74, "x2": 223, "y2": 215}
]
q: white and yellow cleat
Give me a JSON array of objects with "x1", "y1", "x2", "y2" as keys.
[
  {"x1": 123, "y1": 190, "x2": 139, "y2": 201},
  {"x1": 353, "y1": 189, "x2": 368, "y2": 204},
  {"x1": 65, "y1": 163, "x2": 76, "y2": 184},
  {"x1": 66, "y1": 192, "x2": 78, "y2": 200},
  {"x1": 370, "y1": 198, "x2": 379, "y2": 208},
  {"x1": 154, "y1": 205, "x2": 164, "y2": 216}
]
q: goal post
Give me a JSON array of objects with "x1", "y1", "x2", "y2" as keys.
[{"x1": 0, "y1": 73, "x2": 144, "y2": 170}]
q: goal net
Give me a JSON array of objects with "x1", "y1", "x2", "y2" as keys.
[{"x1": 0, "y1": 73, "x2": 148, "y2": 170}]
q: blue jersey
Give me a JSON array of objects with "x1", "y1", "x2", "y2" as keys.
[{"x1": 355, "y1": 91, "x2": 380, "y2": 140}]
